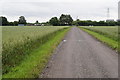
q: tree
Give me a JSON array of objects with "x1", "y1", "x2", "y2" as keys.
[
  {"x1": 18, "y1": 16, "x2": 26, "y2": 24},
  {"x1": 34, "y1": 20, "x2": 41, "y2": 26},
  {"x1": 0, "y1": 16, "x2": 8, "y2": 26},
  {"x1": 49, "y1": 17, "x2": 59, "y2": 26},
  {"x1": 41, "y1": 22, "x2": 50, "y2": 26},
  {"x1": 72, "y1": 19, "x2": 80, "y2": 26},
  {"x1": 97, "y1": 21, "x2": 106, "y2": 26},
  {"x1": 59, "y1": 14, "x2": 73, "y2": 26},
  {"x1": 35, "y1": 20, "x2": 39, "y2": 24},
  {"x1": 13, "y1": 21, "x2": 18, "y2": 26},
  {"x1": 117, "y1": 20, "x2": 120, "y2": 26},
  {"x1": 8, "y1": 22, "x2": 14, "y2": 26}
]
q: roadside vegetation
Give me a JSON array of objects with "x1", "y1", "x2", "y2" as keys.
[
  {"x1": 1, "y1": 13, "x2": 120, "y2": 78},
  {"x1": 79, "y1": 26, "x2": 118, "y2": 52},
  {"x1": 2, "y1": 26, "x2": 69, "y2": 78}
]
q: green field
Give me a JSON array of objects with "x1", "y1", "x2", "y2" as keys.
[
  {"x1": 2, "y1": 26, "x2": 119, "y2": 78},
  {"x1": 79, "y1": 26, "x2": 118, "y2": 52},
  {"x1": 3, "y1": 26, "x2": 68, "y2": 43},
  {"x1": 2, "y1": 26, "x2": 69, "y2": 78}
]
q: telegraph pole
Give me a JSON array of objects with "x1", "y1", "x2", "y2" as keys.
[{"x1": 107, "y1": 8, "x2": 110, "y2": 19}]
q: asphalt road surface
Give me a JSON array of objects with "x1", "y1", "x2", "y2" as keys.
[{"x1": 40, "y1": 27, "x2": 118, "y2": 78}]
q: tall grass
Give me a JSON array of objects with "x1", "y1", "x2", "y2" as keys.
[
  {"x1": 80, "y1": 26, "x2": 118, "y2": 41},
  {"x1": 80, "y1": 26, "x2": 118, "y2": 52},
  {"x1": 2, "y1": 26, "x2": 68, "y2": 74}
]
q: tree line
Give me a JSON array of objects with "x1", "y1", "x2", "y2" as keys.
[
  {"x1": 0, "y1": 14, "x2": 120, "y2": 26},
  {"x1": 0, "y1": 16, "x2": 26, "y2": 26},
  {"x1": 73, "y1": 19, "x2": 120, "y2": 26}
]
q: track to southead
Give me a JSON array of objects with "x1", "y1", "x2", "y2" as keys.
[{"x1": 40, "y1": 27, "x2": 118, "y2": 78}]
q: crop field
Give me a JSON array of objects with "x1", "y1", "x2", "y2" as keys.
[
  {"x1": 81, "y1": 26, "x2": 118, "y2": 41},
  {"x1": 3, "y1": 26, "x2": 67, "y2": 43},
  {"x1": 2, "y1": 26, "x2": 69, "y2": 76},
  {"x1": 80, "y1": 26, "x2": 118, "y2": 51}
]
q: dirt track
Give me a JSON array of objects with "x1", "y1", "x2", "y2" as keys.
[{"x1": 40, "y1": 27, "x2": 118, "y2": 78}]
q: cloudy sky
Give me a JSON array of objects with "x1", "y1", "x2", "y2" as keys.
[{"x1": 0, "y1": 0, "x2": 119, "y2": 23}]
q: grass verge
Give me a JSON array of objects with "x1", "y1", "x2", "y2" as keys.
[
  {"x1": 79, "y1": 27, "x2": 118, "y2": 52},
  {"x1": 2, "y1": 27, "x2": 68, "y2": 74},
  {"x1": 3, "y1": 28, "x2": 70, "y2": 78}
]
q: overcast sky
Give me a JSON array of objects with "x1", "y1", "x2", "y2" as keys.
[{"x1": 0, "y1": 0, "x2": 119, "y2": 23}]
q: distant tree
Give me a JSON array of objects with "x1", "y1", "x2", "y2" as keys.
[
  {"x1": 41, "y1": 22, "x2": 50, "y2": 26},
  {"x1": 92, "y1": 21, "x2": 98, "y2": 26},
  {"x1": 8, "y1": 22, "x2": 14, "y2": 26},
  {"x1": 34, "y1": 20, "x2": 41, "y2": 26},
  {"x1": 117, "y1": 20, "x2": 120, "y2": 26},
  {"x1": 78, "y1": 21, "x2": 87, "y2": 26},
  {"x1": 0, "y1": 16, "x2": 8, "y2": 26},
  {"x1": 72, "y1": 19, "x2": 80, "y2": 26},
  {"x1": 59, "y1": 14, "x2": 73, "y2": 26},
  {"x1": 18, "y1": 16, "x2": 26, "y2": 24},
  {"x1": 35, "y1": 20, "x2": 39, "y2": 24},
  {"x1": 13, "y1": 21, "x2": 18, "y2": 26},
  {"x1": 96, "y1": 21, "x2": 105, "y2": 26},
  {"x1": 72, "y1": 20, "x2": 118, "y2": 26},
  {"x1": 49, "y1": 17, "x2": 59, "y2": 26}
]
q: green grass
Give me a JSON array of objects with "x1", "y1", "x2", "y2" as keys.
[
  {"x1": 3, "y1": 27, "x2": 69, "y2": 78},
  {"x1": 2, "y1": 26, "x2": 68, "y2": 42},
  {"x1": 79, "y1": 27, "x2": 118, "y2": 52},
  {"x1": 2, "y1": 26, "x2": 69, "y2": 75},
  {"x1": 80, "y1": 26, "x2": 118, "y2": 41}
]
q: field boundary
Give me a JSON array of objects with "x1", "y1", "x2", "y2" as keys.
[
  {"x1": 2, "y1": 26, "x2": 68, "y2": 74},
  {"x1": 3, "y1": 27, "x2": 70, "y2": 78}
]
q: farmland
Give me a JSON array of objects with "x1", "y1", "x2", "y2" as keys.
[
  {"x1": 2, "y1": 26, "x2": 69, "y2": 78},
  {"x1": 2, "y1": 26, "x2": 119, "y2": 78},
  {"x1": 79, "y1": 26, "x2": 118, "y2": 52}
]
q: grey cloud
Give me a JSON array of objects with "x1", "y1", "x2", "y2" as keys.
[{"x1": 1, "y1": 0, "x2": 119, "y2": 22}]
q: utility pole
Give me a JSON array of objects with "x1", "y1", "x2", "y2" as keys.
[
  {"x1": 107, "y1": 8, "x2": 110, "y2": 19},
  {"x1": 76, "y1": 16, "x2": 78, "y2": 20}
]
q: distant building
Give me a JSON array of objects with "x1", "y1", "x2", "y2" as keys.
[
  {"x1": 34, "y1": 24, "x2": 41, "y2": 26},
  {"x1": 18, "y1": 24, "x2": 25, "y2": 26}
]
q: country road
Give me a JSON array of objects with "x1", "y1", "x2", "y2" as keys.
[{"x1": 40, "y1": 27, "x2": 118, "y2": 78}]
